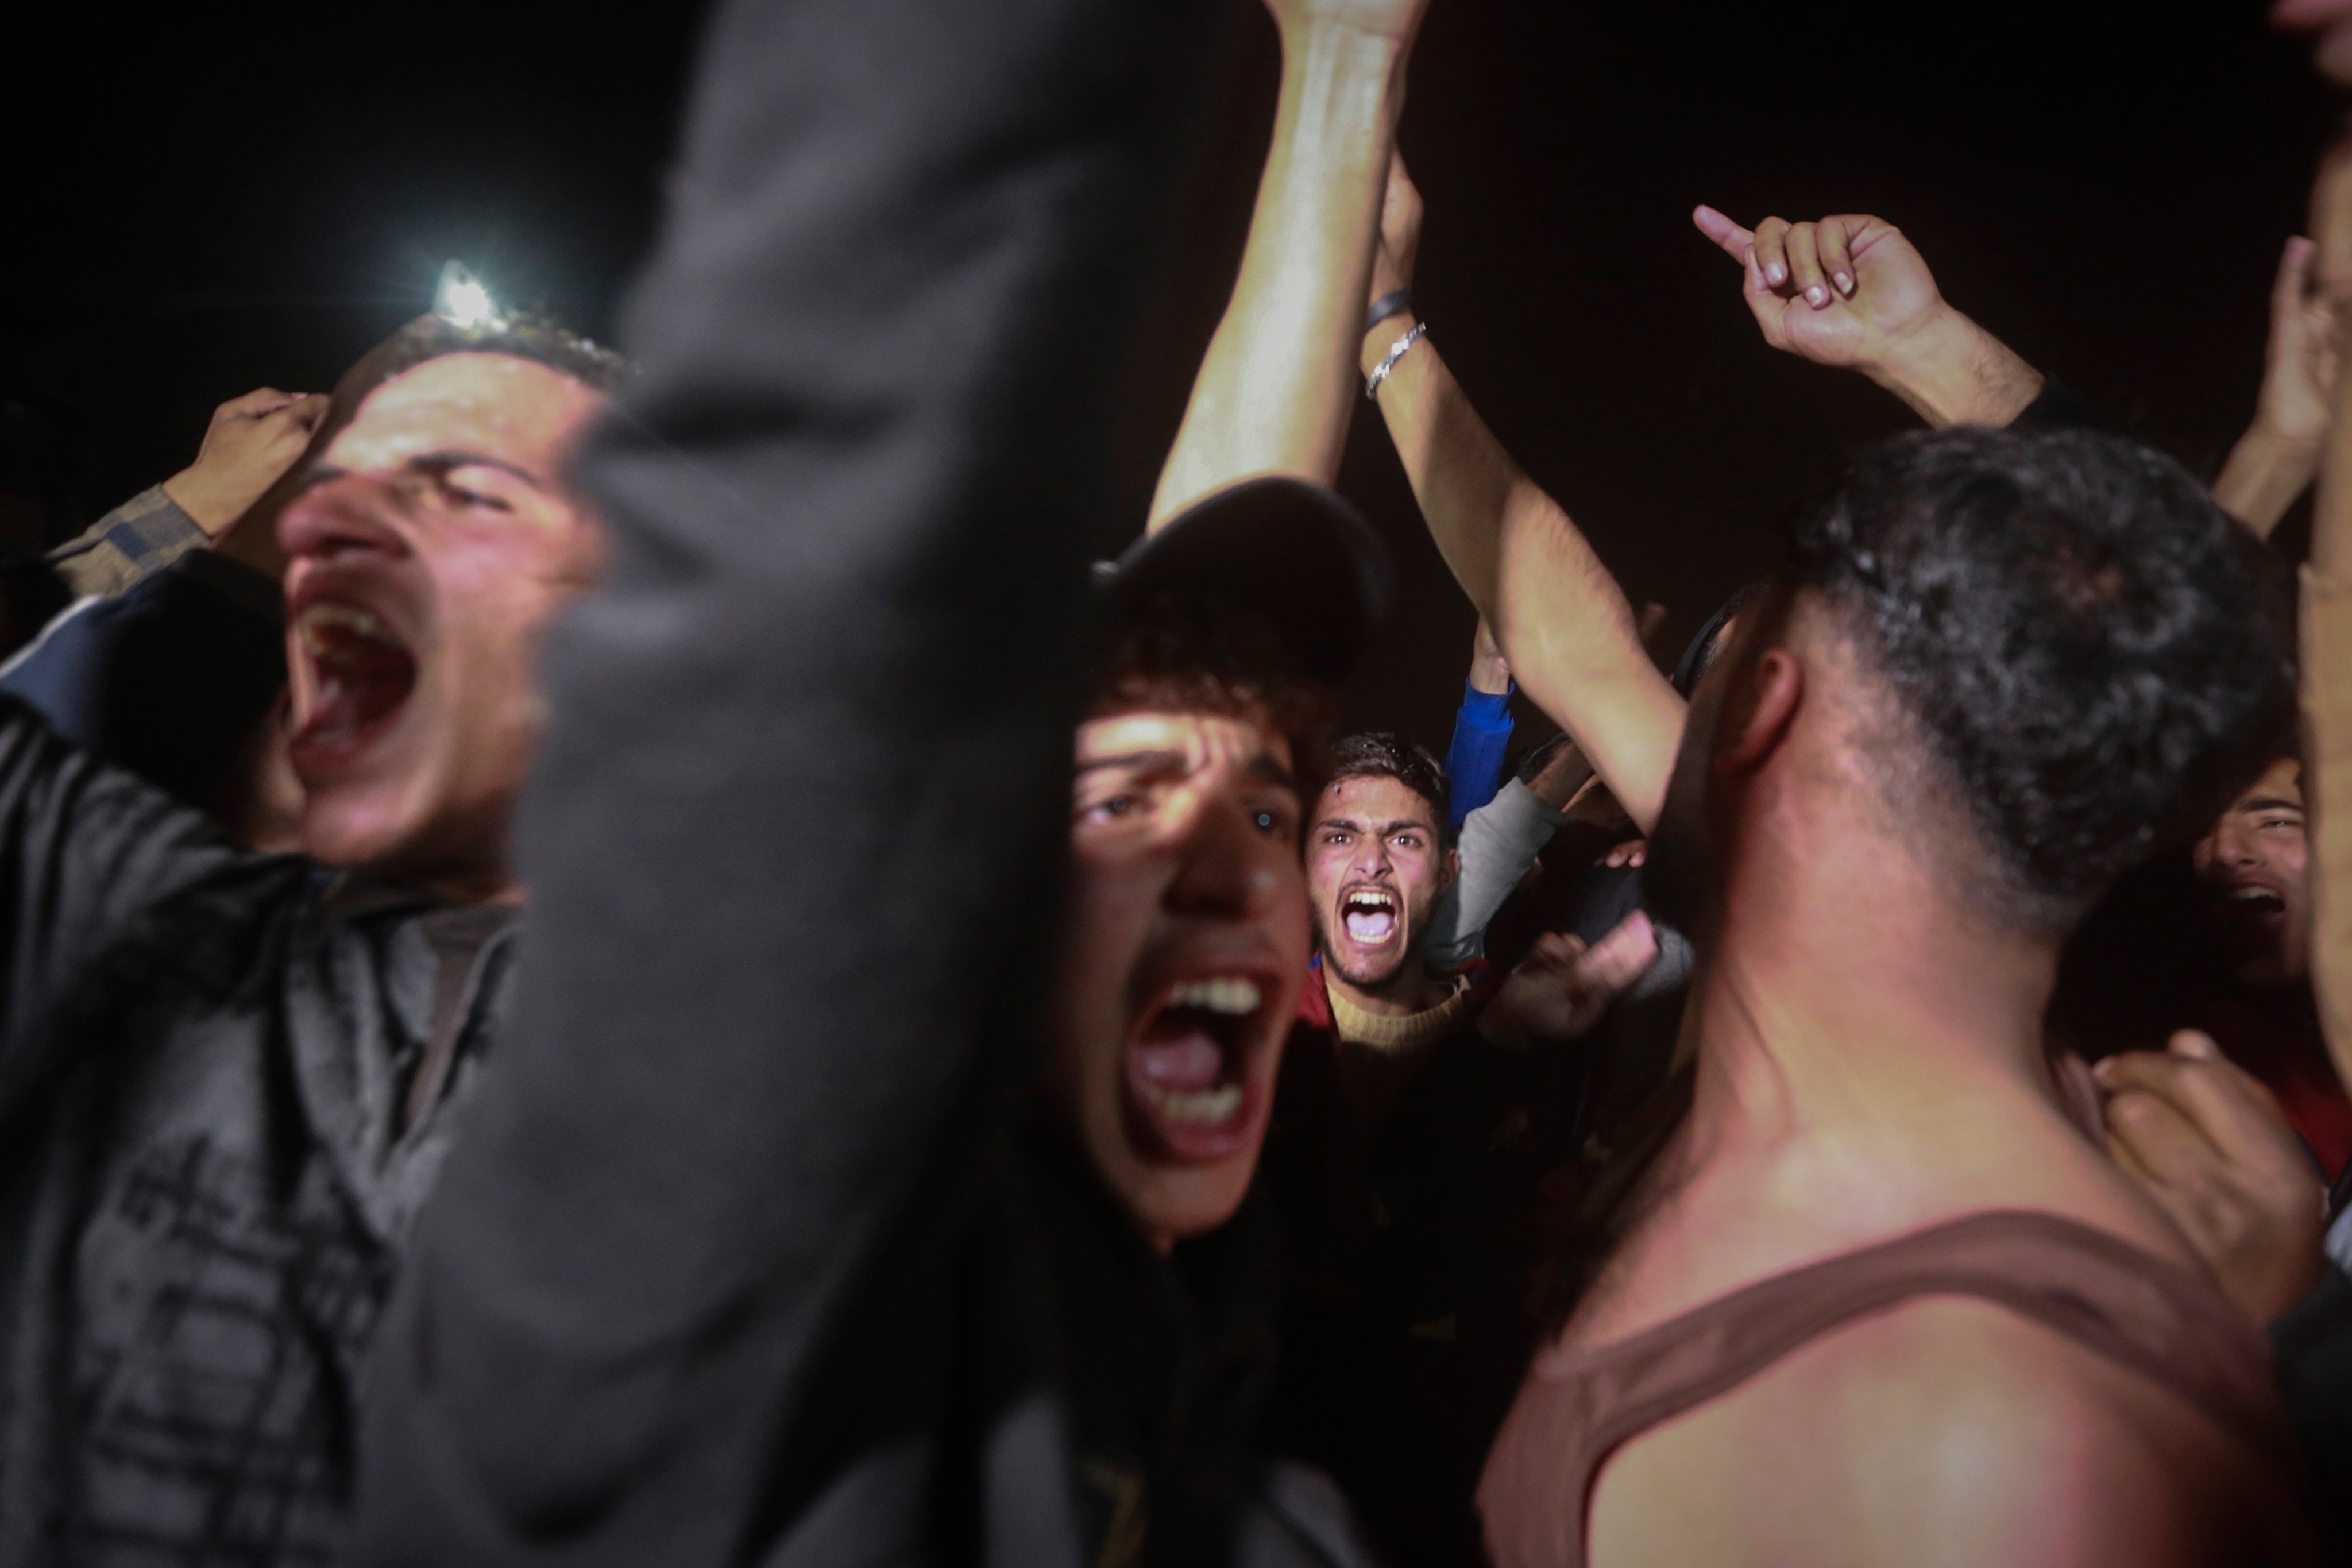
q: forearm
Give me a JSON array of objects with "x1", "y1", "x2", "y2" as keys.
[
  {"x1": 1866, "y1": 306, "x2": 2045, "y2": 430},
  {"x1": 45, "y1": 486, "x2": 210, "y2": 601},
  {"x1": 1451, "y1": 779, "x2": 1566, "y2": 939},
  {"x1": 1148, "y1": 19, "x2": 1404, "y2": 525},
  {"x1": 2304, "y1": 368, "x2": 2352, "y2": 1096},
  {"x1": 1369, "y1": 318, "x2": 1682, "y2": 828},
  {"x1": 1443, "y1": 679, "x2": 1513, "y2": 829},
  {"x1": 2215, "y1": 422, "x2": 2320, "y2": 536}
]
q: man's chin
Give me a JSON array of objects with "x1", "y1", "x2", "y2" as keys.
[
  {"x1": 1121, "y1": 1160, "x2": 1254, "y2": 1248},
  {"x1": 298, "y1": 784, "x2": 427, "y2": 871},
  {"x1": 1324, "y1": 943, "x2": 1411, "y2": 992}
]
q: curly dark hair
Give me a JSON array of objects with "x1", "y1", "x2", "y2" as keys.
[
  {"x1": 1087, "y1": 591, "x2": 1338, "y2": 795},
  {"x1": 1326, "y1": 730, "x2": 1449, "y2": 832},
  {"x1": 1786, "y1": 426, "x2": 2294, "y2": 931}
]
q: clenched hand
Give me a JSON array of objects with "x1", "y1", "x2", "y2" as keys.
[{"x1": 162, "y1": 387, "x2": 331, "y2": 536}]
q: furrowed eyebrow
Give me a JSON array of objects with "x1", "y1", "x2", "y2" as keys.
[
  {"x1": 1076, "y1": 750, "x2": 1188, "y2": 777},
  {"x1": 2239, "y1": 795, "x2": 2305, "y2": 813},
  {"x1": 1246, "y1": 755, "x2": 1297, "y2": 791}
]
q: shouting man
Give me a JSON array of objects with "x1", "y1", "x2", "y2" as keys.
[{"x1": 0, "y1": 309, "x2": 618, "y2": 1565}]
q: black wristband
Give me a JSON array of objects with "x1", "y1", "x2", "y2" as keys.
[{"x1": 1365, "y1": 289, "x2": 1415, "y2": 336}]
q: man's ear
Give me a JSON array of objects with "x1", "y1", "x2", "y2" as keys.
[
  {"x1": 1717, "y1": 646, "x2": 1803, "y2": 776},
  {"x1": 1443, "y1": 844, "x2": 1461, "y2": 892}
]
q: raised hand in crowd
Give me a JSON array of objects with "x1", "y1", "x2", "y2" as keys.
[
  {"x1": 1478, "y1": 912, "x2": 1659, "y2": 1053},
  {"x1": 1364, "y1": 156, "x2": 1685, "y2": 829},
  {"x1": 159, "y1": 387, "x2": 330, "y2": 535},
  {"x1": 1691, "y1": 206, "x2": 2044, "y2": 427},
  {"x1": 2095, "y1": 1032, "x2": 2327, "y2": 1323},
  {"x1": 1149, "y1": 0, "x2": 1428, "y2": 524},
  {"x1": 2214, "y1": 237, "x2": 2339, "y2": 535}
]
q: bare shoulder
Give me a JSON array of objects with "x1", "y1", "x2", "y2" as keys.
[{"x1": 1585, "y1": 1296, "x2": 2271, "y2": 1568}]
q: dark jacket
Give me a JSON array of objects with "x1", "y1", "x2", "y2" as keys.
[
  {"x1": 356, "y1": 1, "x2": 1366, "y2": 1564},
  {"x1": 0, "y1": 698, "x2": 513, "y2": 1565}
]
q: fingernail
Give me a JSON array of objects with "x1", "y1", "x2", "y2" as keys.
[
  {"x1": 1834, "y1": 271, "x2": 1853, "y2": 295},
  {"x1": 2090, "y1": 1056, "x2": 2115, "y2": 1079},
  {"x1": 1767, "y1": 262, "x2": 1786, "y2": 285},
  {"x1": 1805, "y1": 285, "x2": 1828, "y2": 307}
]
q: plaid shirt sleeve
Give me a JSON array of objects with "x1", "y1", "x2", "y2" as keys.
[{"x1": 44, "y1": 485, "x2": 210, "y2": 600}]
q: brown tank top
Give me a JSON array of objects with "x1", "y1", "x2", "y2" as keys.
[{"x1": 1476, "y1": 1209, "x2": 2304, "y2": 1568}]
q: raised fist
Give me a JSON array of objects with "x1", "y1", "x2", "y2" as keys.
[
  {"x1": 1692, "y1": 206, "x2": 1945, "y2": 375},
  {"x1": 161, "y1": 387, "x2": 332, "y2": 536}
]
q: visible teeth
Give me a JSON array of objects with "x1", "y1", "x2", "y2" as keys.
[
  {"x1": 296, "y1": 603, "x2": 396, "y2": 652},
  {"x1": 2230, "y1": 886, "x2": 2283, "y2": 904},
  {"x1": 1167, "y1": 976, "x2": 1261, "y2": 1017},
  {"x1": 1343, "y1": 891, "x2": 1395, "y2": 913},
  {"x1": 1159, "y1": 1084, "x2": 1244, "y2": 1125}
]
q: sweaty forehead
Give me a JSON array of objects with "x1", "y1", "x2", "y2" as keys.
[
  {"x1": 324, "y1": 352, "x2": 604, "y2": 478},
  {"x1": 1315, "y1": 773, "x2": 1437, "y2": 832}
]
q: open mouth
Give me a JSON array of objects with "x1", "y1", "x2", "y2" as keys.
[
  {"x1": 1339, "y1": 887, "x2": 1399, "y2": 947},
  {"x1": 1123, "y1": 975, "x2": 1270, "y2": 1163},
  {"x1": 2220, "y1": 882, "x2": 2288, "y2": 920},
  {"x1": 288, "y1": 603, "x2": 418, "y2": 775}
]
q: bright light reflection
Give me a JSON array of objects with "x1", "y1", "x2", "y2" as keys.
[{"x1": 433, "y1": 261, "x2": 500, "y2": 329}]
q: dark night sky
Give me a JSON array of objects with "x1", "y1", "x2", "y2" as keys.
[{"x1": 2, "y1": 1, "x2": 2336, "y2": 755}]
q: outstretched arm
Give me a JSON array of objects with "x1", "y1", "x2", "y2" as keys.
[
  {"x1": 1690, "y1": 206, "x2": 2045, "y2": 428},
  {"x1": 2214, "y1": 236, "x2": 2337, "y2": 535},
  {"x1": 1147, "y1": 0, "x2": 1424, "y2": 527},
  {"x1": 1364, "y1": 161, "x2": 1682, "y2": 831}
]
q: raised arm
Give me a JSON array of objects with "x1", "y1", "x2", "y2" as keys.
[
  {"x1": 2213, "y1": 236, "x2": 2337, "y2": 535},
  {"x1": 1146, "y1": 0, "x2": 1424, "y2": 527},
  {"x1": 1362, "y1": 161, "x2": 1682, "y2": 830},
  {"x1": 47, "y1": 388, "x2": 326, "y2": 600},
  {"x1": 1440, "y1": 617, "x2": 1515, "y2": 831},
  {"x1": 356, "y1": 1, "x2": 1216, "y2": 1561},
  {"x1": 1689, "y1": 205, "x2": 2045, "y2": 428},
  {"x1": 2304, "y1": 136, "x2": 2352, "y2": 1100}
]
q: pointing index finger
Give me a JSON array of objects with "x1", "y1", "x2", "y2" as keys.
[{"x1": 1692, "y1": 204, "x2": 1755, "y2": 262}]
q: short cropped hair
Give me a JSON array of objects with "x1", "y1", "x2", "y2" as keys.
[
  {"x1": 1087, "y1": 591, "x2": 1338, "y2": 796},
  {"x1": 1326, "y1": 731, "x2": 1449, "y2": 833},
  {"x1": 1786, "y1": 426, "x2": 2293, "y2": 931},
  {"x1": 332, "y1": 312, "x2": 628, "y2": 412}
]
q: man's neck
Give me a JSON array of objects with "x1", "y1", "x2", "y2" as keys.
[
  {"x1": 1323, "y1": 955, "x2": 1450, "y2": 1019},
  {"x1": 1680, "y1": 832, "x2": 2071, "y2": 1221}
]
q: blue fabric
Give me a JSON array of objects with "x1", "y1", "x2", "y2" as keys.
[{"x1": 1443, "y1": 679, "x2": 1514, "y2": 831}]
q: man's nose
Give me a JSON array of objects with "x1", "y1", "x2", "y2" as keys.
[
  {"x1": 277, "y1": 476, "x2": 411, "y2": 563},
  {"x1": 1166, "y1": 796, "x2": 1284, "y2": 917},
  {"x1": 2210, "y1": 820, "x2": 2261, "y2": 868}
]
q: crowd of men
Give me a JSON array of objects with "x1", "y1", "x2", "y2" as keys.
[{"x1": 5, "y1": 0, "x2": 2352, "y2": 1563}]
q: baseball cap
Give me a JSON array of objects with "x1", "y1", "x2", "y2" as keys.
[{"x1": 1091, "y1": 476, "x2": 1392, "y2": 686}]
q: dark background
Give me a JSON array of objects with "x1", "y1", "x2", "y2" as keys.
[{"x1": 1, "y1": 1, "x2": 2335, "y2": 752}]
